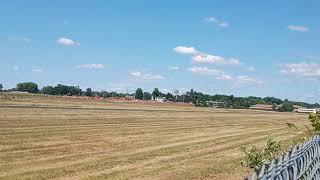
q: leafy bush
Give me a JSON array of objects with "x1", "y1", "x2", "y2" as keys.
[
  {"x1": 278, "y1": 102, "x2": 294, "y2": 112},
  {"x1": 241, "y1": 139, "x2": 281, "y2": 169},
  {"x1": 309, "y1": 113, "x2": 320, "y2": 134},
  {"x1": 263, "y1": 139, "x2": 281, "y2": 160},
  {"x1": 240, "y1": 146, "x2": 265, "y2": 168},
  {"x1": 242, "y1": 114, "x2": 320, "y2": 170}
]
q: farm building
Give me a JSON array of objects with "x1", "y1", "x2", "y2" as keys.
[
  {"x1": 250, "y1": 104, "x2": 274, "y2": 111},
  {"x1": 297, "y1": 108, "x2": 317, "y2": 114},
  {"x1": 205, "y1": 101, "x2": 224, "y2": 108},
  {"x1": 154, "y1": 97, "x2": 166, "y2": 103}
]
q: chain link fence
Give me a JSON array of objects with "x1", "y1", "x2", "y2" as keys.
[{"x1": 247, "y1": 135, "x2": 320, "y2": 180}]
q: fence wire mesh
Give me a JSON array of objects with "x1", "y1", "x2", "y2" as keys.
[{"x1": 247, "y1": 135, "x2": 320, "y2": 180}]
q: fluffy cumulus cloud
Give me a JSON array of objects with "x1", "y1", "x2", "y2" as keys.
[
  {"x1": 187, "y1": 66, "x2": 232, "y2": 80},
  {"x1": 173, "y1": 46, "x2": 198, "y2": 55},
  {"x1": 235, "y1": 76, "x2": 263, "y2": 86},
  {"x1": 204, "y1": 17, "x2": 229, "y2": 27},
  {"x1": 288, "y1": 25, "x2": 309, "y2": 32},
  {"x1": 280, "y1": 63, "x2": 320, "y2": 78},
  {"x1": 216, "y1": 74, "x2": 233, "y2": 80},
  {"x1": 174, "y1": 46, "x2": 241, "y2": 66},
  {"x1": 187, "y1": 66, "x2": 262, "y2": 86},
  {"x1": 57, "y1": 37, "x2": 79, "y2": 46},
  {"x1": 192, "y1": 54, "x2": 240, "y2": 65},
  {"x1": 159, "y1": 88, "x2": 170, "y2": 93},
  {"x1": 74, "y1": 64, "x2": 104, "y2": 69},
  {"x1": 130, "y1": 71, "x2": 165, "y2": 81}
]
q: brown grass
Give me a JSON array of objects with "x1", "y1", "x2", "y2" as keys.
[{"x1": 0, "y1": 93, "x2": 310, "y2": 179}]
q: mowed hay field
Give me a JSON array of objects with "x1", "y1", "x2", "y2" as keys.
[{"x1": 0, "y1": 93, "x2": 310, "y2": 180}]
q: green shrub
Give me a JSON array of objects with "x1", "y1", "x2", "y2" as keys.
[
  {"x1": 240, "y1": 146, "x2": 265, "y2": 168},
  {"x1": 263, "y1": 139, "x2": 281, "y2": 160},
  {"x1": 241, "y1": 139, "x2": 281, "y2": 169},
  {"x1": 309, "y1": 113, "x2": 320, "y2": 134}
]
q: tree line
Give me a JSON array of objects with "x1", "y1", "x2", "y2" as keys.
[{"x1": 1, "y1": 82, "x2": 320, "y2": 110}]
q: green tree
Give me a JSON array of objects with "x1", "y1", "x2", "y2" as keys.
[
  {"x1": 84, "y1": 88, "x2": 93, "y2": 97},
  {"x1": 16, "y1": 82, "x2": 39, "y2": 93},
  {"x1": 0, "y1": 84, "x2": 3, "y2": 91},
  {"x1": 263, "y1": 97, "x2": 283, "y2": 105},
  {"x1": 152, "y1": 88, "x2": 160, "y2": 100},
  {"x1": 143, "y1": 92, "x2": 152, "y2": 100},
  {"x1": 166, "y1": 93, "x2": 174, "y2": 101},
  {"x1": 278, "y1": 102, "x2": 294, "y2": 112},
  {"x1": 135, "y1": 88, "x2": 144, "y2": 100},
  {"x1": 53, "y1": 84, "x2": 68, "y2": 95},
  {"x1": 41, "y1": 86, "x2": 54, "y2": 95},
  {"x1": 68, "y1": 86, "x2": 82, "y2": 96}
]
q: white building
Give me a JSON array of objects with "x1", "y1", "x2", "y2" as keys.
[
  {"x1": 206, "y1": 101, "x2": 224, "y2": 108},
  {"x1": 250, "y1": 104, "x2": 274, "y2": 111},
  {"x1": 155, "y1": 97, "x2": 166, "y2": 103},
  {"x1": 297, "y1": 108, "x2": 317, "y2": 114}
]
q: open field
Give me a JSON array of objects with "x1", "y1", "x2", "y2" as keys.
[{"x1": 0, "y1": 93, "x2": 310, "y2": 179}]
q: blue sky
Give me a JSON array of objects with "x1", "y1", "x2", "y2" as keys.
[{"x1": 1, "y1": 0, "x2": 320, "y2": 103}]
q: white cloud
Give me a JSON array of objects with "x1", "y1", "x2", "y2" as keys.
[
  {"x1": 188, "y1": 66, "x2": 221, "y2": 75},
  {"x1": 187, "y1": 66, "x2": 232, "y2": 80},
  {"x1": 192, "y1": 54, "x2": 241, "y2": 65},
  {"x1": 75, "y1": 64, "x2": 104, "y2": 69},
  {"x1": 216, "y1": 74, "x2": 233, "y2": 80},
  {"x1": 12, "y1": 66, "x2": 19, "y2": 71},
  {"x1": 159, "y1": 88, "x2": 170, "y2": 93},
  {"x1": 235, "y1": 76, "x2": 263, "y2": 86},
  {"x1": 173, "y1": 46, "x2": 198, "y2": 55},
  {"x1": 57, "y1": 37, "x2": 79, "y2": 46},
  {"x1": 174, "y1": 46, "x2": 242, "y2": 66},
  {"x1": 130, "y1": 71, "x2": 165, "y2": 81},
  {"x1": 32, "y1": 68, "x2": 43, "y2": 73},
  {"x1": 187, "y1": 66, "x2": 262, "y2": 85},
  {"x1": 280, "y1": 63, "x2": 320, "y2": 78},
  {"x1": 288, "y1": 25, "x2": 309, "y2": 32},
  {"x1": 218, "y1": 22, "x2": 229, "y2": 27},
  {"x1": 204, "y1": 17, "x2": 218, "y2": 23},
  {"x1": 168, "y1": 66, "x2": 180, "y2": 70},
  {"x1": 204, "y1": 17, "x2": 229, "y2": 27}
]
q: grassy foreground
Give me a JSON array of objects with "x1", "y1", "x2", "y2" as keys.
[{"x1": 0, "y1": 93, "x2": 309, "y2": 179}]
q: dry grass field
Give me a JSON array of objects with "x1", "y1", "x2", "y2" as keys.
[{"x1": 0, "y1": 93, "x2": 310, "y2": 179}]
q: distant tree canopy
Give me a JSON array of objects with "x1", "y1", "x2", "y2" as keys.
[
  {"x1": 41, "y1": 86, "x2": 54, "y2": 95},
  {"x1": 143, "y1": 92, "x2": 152, "y2": 100},
  {"x1": 263, "y1": 97, "x2": 283, "y2": 105},
  {"x1": 0, "y1": 84, "x2": 3, "y2": 91},
  {"x1": 152, "y1": 88, "x2": 160, "y2": 99},
  {"x1": 166, "y1": 93, "x2": 174, "y2": 101},
  {"x1": 135, "y1": 88, "x2": 144, "y2": 100},
  {"x1": 41, "y1": 84, "x2": 82, "y2": 96},
  {"x1": 16, "y1": 82, "x2": 39, "y2": 93},
  {"x1": 10, "y1": 82, "x2": 320, "y2": 110},
  {"x1": 278, "y1": 102, "x2": 294, "y2": 112},
  {"x1": 84, "y1": 88, "x2": 93, "y2": 97}
]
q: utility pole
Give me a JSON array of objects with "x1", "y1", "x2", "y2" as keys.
[{"x1": 174, "y1": 90, "x2": 179, "y2": 102}]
